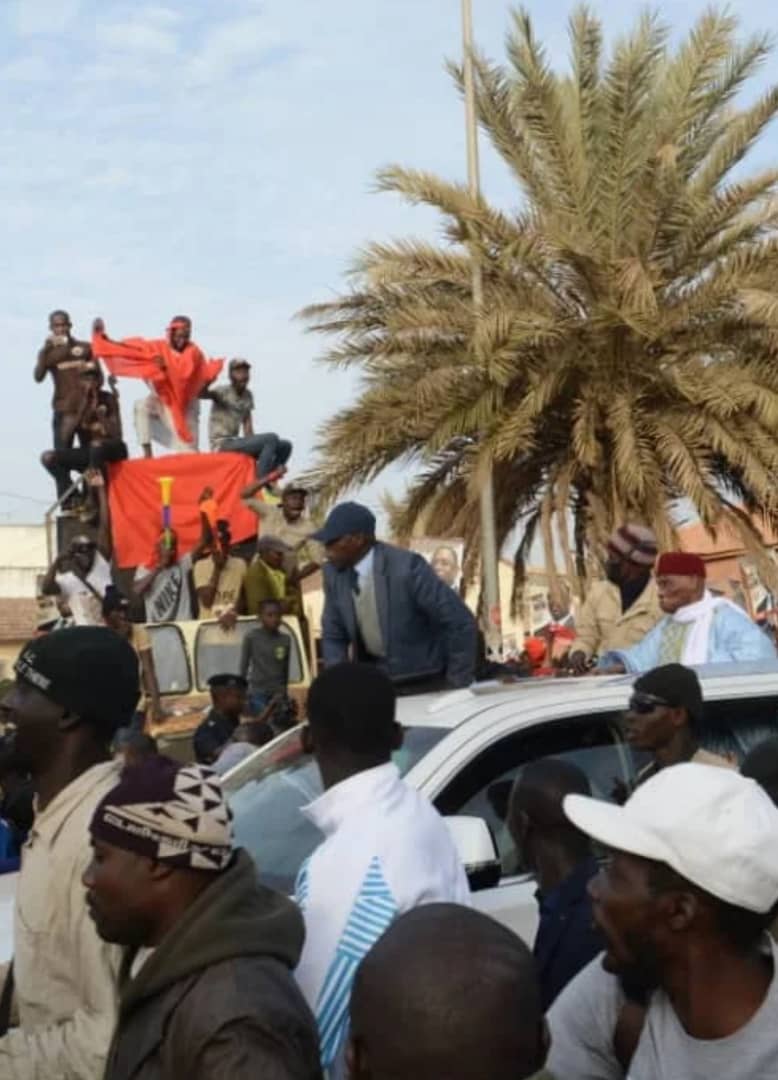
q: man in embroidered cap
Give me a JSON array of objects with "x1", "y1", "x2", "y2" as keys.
[
  {"x1": 84, "y1": 756, "x2": 321, "y2": 1079},
  {"x1": 568, "y1": 524, "x2": 662, "y2": 674},
  {"x1": 598, "y1": 552, "x2": 777, "y2": 673}
]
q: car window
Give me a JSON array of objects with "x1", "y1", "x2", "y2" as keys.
[
  {"x1": 195, "y1": 620, "x2": 303, "y2": 690},
  {"x1": 225, "y1": 725, "x2": 447, "y2": 893},
  {"x1": 435, "y1": 713, "x2": 634, "y2": 877},
  {"x1": 147, "y1": 624, "x2": 191, "y2": 694},
  {"x1": 699, "y1": 694, "x2": 778, "y2": 762}
]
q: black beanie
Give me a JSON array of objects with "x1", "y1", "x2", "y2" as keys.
[
  {"x1": 634, "y1": 663, "x2": 704, "y2": 725},
  {"x1": 15, "y1": 627, "x2": 140, "y2": 737}
]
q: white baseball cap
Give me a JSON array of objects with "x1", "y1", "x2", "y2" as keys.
[{"x1": 564, "y1": 763, "x2": 778, "y2": 914}]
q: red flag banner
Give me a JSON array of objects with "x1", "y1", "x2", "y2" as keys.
[{"x1": 108, "y1": 453, "x2": 257, "y2": 568}]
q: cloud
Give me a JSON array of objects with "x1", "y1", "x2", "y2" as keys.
[
  {"x1": 0, "y1": 55, "x2": 49, "y2": 82},
  {"x1": 14, "y1": 0, "x2": 83, "y2": 36},
  {"x1": 138, "y1": 5, "x2": 183, "y2": 27},
  {"x1": 186, "y1": 15, "x2": 287, "y2": 85},
  {"x1": 95, "y1": 19, "x2": 179, "y2": 55}
]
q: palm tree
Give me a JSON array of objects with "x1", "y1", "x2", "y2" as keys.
[{"x1": 299, "y1": 7, "x2": 778, "y2": 596}]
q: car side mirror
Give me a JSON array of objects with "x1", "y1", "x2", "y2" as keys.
[{"x1": 445, "y1": 815, "x2": 502, "y2": 892}]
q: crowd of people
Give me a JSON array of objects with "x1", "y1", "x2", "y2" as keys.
[
  {"x1": 12, "y1": 308, "x2": 778, "y2": 1078},
  {"x1": 1, "y1": 624, "x2": 778, "y2": 1079}
]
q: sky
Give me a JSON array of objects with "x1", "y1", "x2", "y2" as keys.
[{"x1": 1, "y1": 0, "x2": 774, "y2": 525}]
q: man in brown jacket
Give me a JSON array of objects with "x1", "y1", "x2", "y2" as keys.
[
  {"x1": 569, "y1": 524, "x2": 661, "y2": 674},
  {"x1": 84, "y1": 756, "x2": 321, "y2": 1080}
]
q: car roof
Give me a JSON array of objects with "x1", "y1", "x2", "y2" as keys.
[{"x1": 398, "y1": 662, "x2": 778, "y2": 731}]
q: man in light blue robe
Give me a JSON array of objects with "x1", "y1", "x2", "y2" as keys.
[{"x1": 599, "y1": 552, "x2": 778, "y2": 675}]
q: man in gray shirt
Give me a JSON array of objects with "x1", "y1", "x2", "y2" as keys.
[
  {"x1": 549, "y1": 763, "x2": 778, "y2": 1080},
  {"x1": 204, "y1": 358, "x2": 292, "y2": 483}
]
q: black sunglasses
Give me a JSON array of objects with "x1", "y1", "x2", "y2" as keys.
[
  {"x1": 628, "y1": 692, "x2": 671, "y2": 714},
  {"x1": 73, "y1": 543, "x2": 96, "y2": 555}
]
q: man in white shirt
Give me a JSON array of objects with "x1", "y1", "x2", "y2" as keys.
[
  {"x1": 0, "y1": 626, "x2": 140, "y2": 1078},
  {"x1": 134, "y1": 529, "x2": 206, "y2": 624},
  {"x1": 294, "y1": 663, "x2": 470, "y2": 1077},
  {"x1": 598, "y1": 552, "x2": 777, "y2": 672},
  {"x1": 40, "y1": 470, "x2": 113, "y2": 626},
  {"x1": 551, "y1": 763, "x2": 778, "y2": 1080}
]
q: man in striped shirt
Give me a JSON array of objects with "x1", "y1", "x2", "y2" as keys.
[{"x1": 294, "y1": 663, "x2": 470, "y2": 1077}]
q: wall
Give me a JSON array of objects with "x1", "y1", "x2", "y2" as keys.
[{"x1": 0, "y1": 524, "x2": 47, "y2": 598}]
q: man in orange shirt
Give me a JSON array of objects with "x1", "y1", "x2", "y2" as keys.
[{"x1": 92, "y1": 316, "x2": 223, "y2": 457}]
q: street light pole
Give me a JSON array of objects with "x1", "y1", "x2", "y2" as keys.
[{"x1": 462, "y1": 0, "x2": 502, "y2": 658}]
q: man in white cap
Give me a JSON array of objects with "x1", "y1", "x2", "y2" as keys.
[
  {"x1": 548, "y1": 763, "x2": 778, "y2": 1080},
  {"x1": 568, "y1": 524, "x2": 661, "y2": 674}
]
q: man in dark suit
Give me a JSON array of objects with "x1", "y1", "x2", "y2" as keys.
[{"x1": 312, "y1": 502, "x2": 476, "y2": 692}]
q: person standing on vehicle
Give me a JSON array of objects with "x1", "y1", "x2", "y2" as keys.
[
  {"x1": 295, "y1": 662, "x2": 470, "y2": 1077},
  {"x1": 84, "y1": 756, "x2": 322, "y2": 1079},
  {"x1": 508, "y1": 759, "x2": 605, "y2": 1009},
  {"x1": 206, "y1": 358, "x2": 293, "y2": 481},
  {"x1": 93, "y1": 315, "x2": 223, "y2": 456},
  {"x1": 40, "y1": 361, "x2": 127, "y2": 503},
  {"x1": 314, "y1": 502, "x2": 477, "y2": 692},
  {"x1": 348, "y1": 904, "x2": 553, "y2": 1080},
  {"x1": 40, "y1": 470, "x2": 113, "y2": 625},
  {"x1": 568, "y1": 525, "x2": 661, "y2": 674},
  {"x1": 34, "y1": 309, "x2": 92, "y2": 496},
  {"x1": 0, "y1": 627, "x2": 139, "y2": 1077},
  {"x1": 598, "y1": 552, "x2": 777, "y2": 672},
  {"x1": 622, "y1": 664, "x2": 734, "y2": 793}
]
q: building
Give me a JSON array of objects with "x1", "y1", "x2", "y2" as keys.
[{"x1": 0, "y1": 524, "x2": 47, "y2": 678}]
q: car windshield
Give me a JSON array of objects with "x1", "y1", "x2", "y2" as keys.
[{"x1": 225, "y1": 725, "x2": 447, "y2": 893}]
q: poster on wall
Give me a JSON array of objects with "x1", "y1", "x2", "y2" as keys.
[{"x1": 410, "y1": 538, "x2": 465, "y2": 590}]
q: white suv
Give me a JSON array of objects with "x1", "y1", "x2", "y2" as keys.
[{"x1": 224, "y1": 664, "x2": 778, "y2": 944}]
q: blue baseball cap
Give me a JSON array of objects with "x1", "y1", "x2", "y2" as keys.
[{"x1": 312, "y1": 502, "x2": 377, "y2": 545}]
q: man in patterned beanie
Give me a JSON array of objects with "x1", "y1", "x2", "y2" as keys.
[
  {"x1": 568, "y1": 524, "x2": 662, "y2": 674},
  {"x1": 84, "y1": 756, "x2": 321, "y2": 1079}
]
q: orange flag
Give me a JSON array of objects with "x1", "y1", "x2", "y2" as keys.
[
  {"x1": 107, "y1": 453, "x2": 257, "y2": 568},
  {"x1": 92, "y1": 331, "x2": 223, "y2": 444}
]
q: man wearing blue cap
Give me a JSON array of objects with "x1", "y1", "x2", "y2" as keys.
[{"x1": 312, "y1": 502, "x2": 476, "y2": 690}]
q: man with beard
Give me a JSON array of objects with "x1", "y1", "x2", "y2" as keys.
[
  {"x1": 92, "y1": 315, "x2": 223, "y2": 456},
  {"x1": 547, "y1": 763, "x2": 778, "y2": 1080},
  {"x1": 0, "y1": 628, "x2": 139, "y2": 1077},
  {"x1": 40, "y1": 470, "x2": 113, "y2": 625},
  {"x1": 568, "y1": 525, "x2": 660, "y2": 674}
]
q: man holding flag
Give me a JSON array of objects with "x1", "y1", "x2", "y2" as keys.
[{"x1": 92, "y1": 316, "x2": 223, "y2": 456}]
